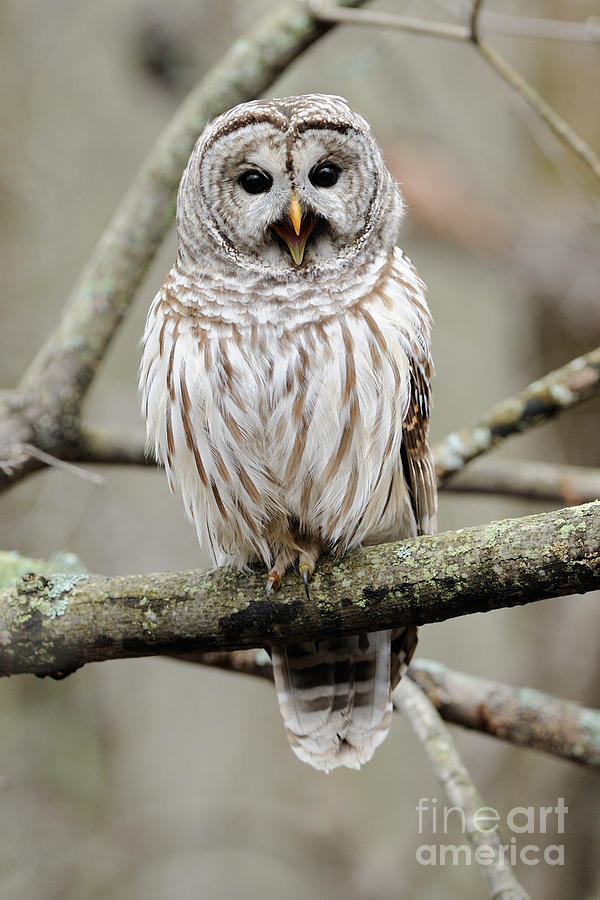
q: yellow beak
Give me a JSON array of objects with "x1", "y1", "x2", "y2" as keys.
[
  {"x1": 271, "y1": 193, "x2": 317, "y2": 266},
  {"x1": 288, "y1": 194, "x2": 303, "y2": 236}
]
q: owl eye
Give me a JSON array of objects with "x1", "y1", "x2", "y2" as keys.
[
  {"x1": 309, "y1": 163, "x2": 340, "y2": 188},
  {"x1": 238, "y1": 169, "x2": 273, "y2": 194}
]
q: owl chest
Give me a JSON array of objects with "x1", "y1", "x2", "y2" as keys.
[{"x1": 198, "y1": 326, "x2": 319, "y2": 435}]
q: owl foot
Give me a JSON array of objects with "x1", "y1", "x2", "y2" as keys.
[{"x1": 266, "y1": 546, "x2": 297, "y2": 596}]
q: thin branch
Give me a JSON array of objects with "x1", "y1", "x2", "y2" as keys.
[
  {"x1": 22, "y1": 444, "x2": 105, "y2": 486},
  {"x1": 476, "y1": 39, "x2": 600, "y2": 181},
  {"x1": 408, "y1": 659, "x2": 600, "y2": 771},
  {"x1": 469, "y1": 0, "x2": 484, "y2": 43},
  {"x1": 174, "y1": 649, "x2": 275, "y2": 681},
  {"x1": 314, "y1": 0, "x2": 600, "y2": 45},
  {"x1": 5, "y1": 1, "x2": 366, "y2": 464},
  {"x1": 305, "y1": 1, "x2": 469, "y2": 40},
  {"x1": 1, "y1": 501, "x2": 598, "y2": 677},
  {"x1": 437, "y1": 0, "x2": 600, "y2": 43},
  {"x1": 308, "y1": 2, "x2": 600, "y2": 183},
  {"x1": 444, "y1": 459, "x2": 600, "y2": 505},
  {"x1": 434, "y1": 345, "x2": 600, "y2": 485},
  {"x1": 394, "y1": 678, "x2": 531, "y2": 899}
]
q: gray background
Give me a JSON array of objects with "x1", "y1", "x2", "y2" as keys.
[{"x1": 1, "y1": 1, "x2": 599, "y2": 897}]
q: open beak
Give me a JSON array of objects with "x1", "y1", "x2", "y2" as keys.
[{"x1": 271, "y1": 193, "x2": 317, "y2": 266}]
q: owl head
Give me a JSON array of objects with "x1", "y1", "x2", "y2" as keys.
[{"x1": 176, "y1": 94, "x2": 404, "y2": 277}]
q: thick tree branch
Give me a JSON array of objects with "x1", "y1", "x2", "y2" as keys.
[
  {"x1": 394, "y1": 679, "x2": 531, "y2": 899},
  {"x1": 1, "y1": 501, "x2": 598, "y2": 678},
  {"x1": 434, "y1": 346, "x2": 600, "y2": 484},
  {"x1": 0, "y1": 1, "x2": 365, "y2": 484}
]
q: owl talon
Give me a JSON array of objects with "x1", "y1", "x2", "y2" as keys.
[
  {"x1": 299, "y1": 562, "x2": 312, "y2": 601},
  {"x1": 266, "y1": 570, "x2": 282, "y2": 595}
]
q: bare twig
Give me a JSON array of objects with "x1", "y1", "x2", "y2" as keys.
[
  {"x1": 476, "y1": 40, "x2": 600, "y2": 181},
  {"x1": 308, "y1": 2, "x2": 600, "y2": 183},
  {"x1": 305, "y1": 1, "x2": 469, "y2": 40},
  {"x1": 437, "y1": 0, "x2": 600, "y2": 43},
  {"x1": 22, "y1": 444, "x2": 105, "y2": 486},
  {"x1": 1, "y1": 501, "x2": 598, "y2": 677},
  {"x1": 394, "y1": 678, "x2": 531, "y2": 899},
  {"x1": 444, "y1": 458, "x2": 600, "y2": 505},
  {"x1": 434, "y1": 345, "x2": 600, "y2": 484},
  {"x1": 469, "y1": 0, "x2": 484, "y2": 43},
  {"x1": 409, "y1": 659, "x2": 600, "y2": 771}
]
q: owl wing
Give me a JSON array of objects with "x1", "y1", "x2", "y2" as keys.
[{"x1": 401, "y1": 335, "x2": 437, "y2": 538}]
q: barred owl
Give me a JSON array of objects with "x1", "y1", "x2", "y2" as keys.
[{"x1": 140, "y1": 94, "x2": 436, "y2": 772}]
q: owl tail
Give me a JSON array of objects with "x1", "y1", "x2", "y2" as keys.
[{"x1": 271, "y1": 626, "x2": 418, "y2": 772}]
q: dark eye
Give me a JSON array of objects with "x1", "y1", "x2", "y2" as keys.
[
  {"x1": 238, "y1": 169, "x2": 272, "y2": 194},
  {"x1": 309, "y1": 163, "x2": 340, "y2": 188}
]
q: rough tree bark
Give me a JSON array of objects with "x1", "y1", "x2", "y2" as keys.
[{"x1": 1, "y1": 501, "x2": 598, "y2": 678}]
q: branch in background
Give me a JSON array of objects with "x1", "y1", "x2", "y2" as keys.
[
  {"x1": 0, "y1": 1, "x2": 366, "y2": 486},
  {"x1": 1, "y1": 501, "x2": 598, "y2": 677},
  {"x1": 309, "y1": 2, "x2": 600, "y2": 183},
  {"x1": 69, "y1": 430, "x2": 600, "y2": 508},
  {"x1": 306, "y1": 1, "x2": 469, "y2": 41},
  {"x1": 469, "y1": 0, "x2": 484, "y2": 42},
  {"x1": 394, "y1": 678, "x2": 531, "y2": 899},
  {"x1": 435, "y1": 0, "x2": 600, "y2": 43},
  {"x1": 475, "y1": 40, "x2": 600, "y2": 182},
  {"x1": 445, "y1": 458, "x2": 600, "y2": 505},
  {"x1": 169, "y1": 651, "x2": 600, "y2": 771},
  {"x1": 434, "y1": 345, "x2": 600, "y2": 484},
  {"x1": 75, "y1": 424, "x2": 148, "y2": 467},
  {"x1": 408, "y1": 659, "x2": 600, "y2": 771}
]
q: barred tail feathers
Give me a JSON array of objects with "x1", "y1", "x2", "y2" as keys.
[{"x1": 271, "y1": 626, "x2": 418, "y2": 772}]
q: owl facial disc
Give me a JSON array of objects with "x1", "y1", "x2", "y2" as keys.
[{"x1": 270, "y1": 193, "x2": 318, "y2": 265}]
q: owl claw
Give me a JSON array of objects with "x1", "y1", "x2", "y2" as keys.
[
  {"x1": 299, "y1": 562, "x2": 312, "y2": 601},
  {"x1": 266, "y1": 570, "x2": 282, "y2": 595}
]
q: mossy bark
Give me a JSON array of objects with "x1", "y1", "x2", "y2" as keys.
[{"x1": 1, "y1": 501, "x2": 598, "y2": 678}]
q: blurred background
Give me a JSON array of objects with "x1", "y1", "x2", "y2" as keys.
[{"x1": 1, "y1": 1, "x2": 599, "y2": 897}]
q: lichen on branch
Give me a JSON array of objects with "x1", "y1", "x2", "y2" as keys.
[{"x1": 1, "y1": 501, "x2": 598, "y2": 678}]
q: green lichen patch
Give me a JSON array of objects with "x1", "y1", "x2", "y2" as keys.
[{"x1": 16, "y1": 571, "x2": 87, "y2": 621}]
